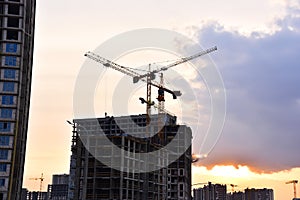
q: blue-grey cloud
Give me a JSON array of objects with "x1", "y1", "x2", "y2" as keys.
[{"x1": 195, "y1": 8, "x2": 300, "y2": 172}]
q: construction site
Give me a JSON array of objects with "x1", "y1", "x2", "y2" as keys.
[{"x1": 65, "y1": 47, "x2": 217, "y2": 200}]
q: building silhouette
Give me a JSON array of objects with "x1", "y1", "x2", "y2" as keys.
[
  {"x1": 68, "y1": 114, "x2": 192, "y2": 200},
  {"x1": 193, "y1": 182, "x2": 227, "y2": 200},
  {"x1": 225, "y1": 188, "x2": 274, "y2": 200},
  {"x1": 47, "y1": 174, "x2": 69, "y2": 200},
  {"x1": 227, "y1": 191, "x2": 245, "y2": 200},
  {"x1": 244, "y1": 188, "x2": 273, "y2": 200},
  {"x1": 21, "y1": 188, "x2": 47, "y2": 200},
  {"x1": 0, "y1": 0, "x2": 36, "y2": 198}
]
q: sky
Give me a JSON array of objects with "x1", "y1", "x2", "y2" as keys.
[{"x1": 23, "y1": 0, "x2": 299, "y2": 199}]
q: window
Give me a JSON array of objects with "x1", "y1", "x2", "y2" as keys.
[
  {"x1": 179, "y1": 184, "x2": 184, "y2": 197},
  {"x1": 7, "y1": 17, "x2": 19, "y2": 28},
  {"x1": 0, "y1": 109, "x2": 13, "y2": 118},
  {"x1": 0, "y1": 150, "x2": 8, "y2": 160},
  {"x1": 0, "y1": 164, "x2": 7, "y2": 172},
  {"x1": 0, "y1": 123, "x2": 10, "y2": 132},
  {"x1": 179, "y1": 169, "x2": 184, "y2": 176},
  {"x1": 4, "y1": 69, "x2": 16, "y2": 79},
  {"x1": 179, "y1": 191, "x2": 183, "y2": 197},
  {"x1": 0, "y1": 5, "x2": 3, "y2": 16},
  {"x1": 4, "y1": 56, "x2": 17, "y2": 66},
  {"x1": 0, "y1": 136, "x2": 9, "y2": 145},
  {"x1": 6, "y1": 30, "x2": 18, "y2": 40},
  {"x1": 2, "y1": 96, "x2": 14, "y2": 105},
  {"x1": 3, "y1": 82, "x2": 15, "y2": 92},
  {"x1": 179, "y1": 184, "x2": 183, "y2": 190},
  {"x1": 5, "y1": 43, "x2": 17, "y2": 53},
  {"x1": 8, "y1": 4, "x2": 19, "y2": 15},
  {"x1": 0, "y1": 179, "x2": 5, "y2": 187}
]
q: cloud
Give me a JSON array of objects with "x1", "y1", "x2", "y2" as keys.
[{"x1": 193, "y1": 5, "x2": 300, "y2": 172}]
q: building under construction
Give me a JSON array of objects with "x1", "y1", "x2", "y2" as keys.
[
  {"x1": 47, "y1": 174, "x2": 69, "y2": 200},
  {"x1": 68, "y1": 113, "x2": 192, "y2": 200}
]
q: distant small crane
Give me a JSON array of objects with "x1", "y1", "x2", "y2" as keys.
[
  {"x1": 286, "y1": 180, "x2": 298, "y2": 199},
  {"x1": 192, "y1": 182, "x2": 207, "y2": 186},
  {"x1": 29, "y1": 173, "x2": 45, "y2": 199},
  {"x1": 229, "y1": 184, "x2": 238, "y2": 193}
]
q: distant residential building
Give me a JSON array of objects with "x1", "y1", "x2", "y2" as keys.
[
  {"x1": 244, "y1": 188, "x2": 274, "y2": 200},
  {"x1": 193, "y1": 182, "x2": 227, "y2": 200},
  {"x1": 68, "y1": 114, "x2": 192, "y2": 200},
  {"x1": 21, "y1": 188, "x2": 29, "y2": 200},
  {"x1": 227, "y1": 191, "x2": 245, "y2": 200},
  {"x1": 193, "y1": 187, "x2": 204, "y2": 200},
  {"x1": 21, "y1": 189, "x2": 47, "y2": 200},
  {"x1": 47, "y1": 174, "x2": 69, "y2": 200}
]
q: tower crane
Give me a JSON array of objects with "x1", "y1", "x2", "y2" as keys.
[
  {"x1": 229, "y1": 184, "x2": 238, "y2": 193},
  {"x1": 29, "y1": 173, "x2": 44, "y2": 199},
  {"x1": 85, "y1": 46, "x2": 217, "y2": 115},
  {"x1": 85, "y1": 46, "x2": 217, "y2": 141},
  {"x1": 286, "y1": 180, "x2": 298, "y2": 199}
]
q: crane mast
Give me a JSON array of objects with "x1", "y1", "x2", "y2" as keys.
[
  {"x1": 158, "y1": 73, "x2": 165, "y2": 113},
  {"x1": 29, "y1": 173, "x2": 44, "y2": 200}
]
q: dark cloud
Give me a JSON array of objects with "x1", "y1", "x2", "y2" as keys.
[{"x1": 195, "y1": 8, "x2": 300, "y2": 172}]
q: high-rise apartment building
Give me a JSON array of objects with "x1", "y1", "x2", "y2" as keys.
[
  {"x1": 0, "y1": 0, "x2": 36, "y2": 198},
  {"x1": 68, "y1": 114, "x2": 192, "y2": 200},
  {"x1": 47, "y1": 174, "x2": 69, "y2": 200}
]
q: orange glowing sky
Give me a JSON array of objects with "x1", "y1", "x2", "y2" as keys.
[{"x1": 192, "y1": 165, "x2": 300, "y2": 200}]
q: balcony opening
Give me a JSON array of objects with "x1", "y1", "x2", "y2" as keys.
[
  {"x1": 8, "y1": 4, "x2": 19, "y2": 15},
  {"x1": 7, "y1": 17, "x2": 19, "y2": 28},
  {"x1": 6, "y1": 30, "x2": 18, "y2": 40}
]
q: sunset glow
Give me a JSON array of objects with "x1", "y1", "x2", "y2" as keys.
[
  {"x1": 192, "y1": 165, "x2": 300, "y2": 199},
  {"x1": 210, "y1": 165, "x2": 252, "y2": 178},
  {"x1": 21, "y1": 1, "x2": 300, "y2": 199}
]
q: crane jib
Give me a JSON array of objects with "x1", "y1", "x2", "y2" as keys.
[{"x1": 132, "y1": 46, "x2": 217, "y2": 83}]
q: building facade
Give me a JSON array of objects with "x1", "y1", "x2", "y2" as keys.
[
  {"x1": 227, "y1": 191, "x2": 245, "y2": 200},
  {"x1": 0, "y1": 0, "x2": 36, "y2": 199},
  {"x1": 244, "y1": 188, "x2": 274, "y2": 200},
  {"x1": 47, "y1": 174, "x2": 69, "y2": 200},
  {"x1": 68, "y1": 114, "x2": 192, "y2": 200},
  {"x1": 21, "y1": 189, "x2": 47, "y2": 200},
  {"x1": 193, "y1": 182, "x2": 227, "y2": 200}
]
